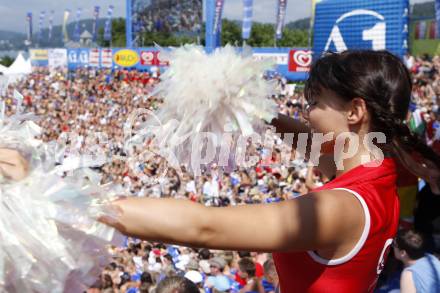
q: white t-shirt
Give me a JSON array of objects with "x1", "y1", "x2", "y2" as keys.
[
  {"x1": 133, "y1": 256, "x2": 143, "y2": 271},
  {"x1": 186, "y1": 180, "x2": 197, "y2": 194},
  {"x1": 203, "y1": 181, "x2": 213, "y2": 198},
  {"x1": 405, "y1": 55, "x2": 415, "y2": 69}
]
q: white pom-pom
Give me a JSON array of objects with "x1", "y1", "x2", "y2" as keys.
[
  {"x1": 0, "y1": 110, "x2": 122, "y2": 292},
  {"x1": 136, "y1": 45, "x2": 278, "y2": 175}
]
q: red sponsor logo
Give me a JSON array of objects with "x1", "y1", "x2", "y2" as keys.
[
  {"x1": 288, "y1": 50, "x2": 312, "y2": 72},
  {"x1": 140, "y1": 51, "x2": 169, "y2": 66}
]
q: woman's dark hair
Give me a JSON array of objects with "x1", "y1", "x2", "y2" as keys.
[
  {"x1": 155, "y1": 276, "x2": 199, "y2": 293},
  {"x1": 305, "y1": 50, "x2": 440, "y2": 172}
]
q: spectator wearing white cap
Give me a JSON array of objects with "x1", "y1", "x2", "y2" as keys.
[{"x1": 184, "y1": 259, "x2": 204, "y2": 293}]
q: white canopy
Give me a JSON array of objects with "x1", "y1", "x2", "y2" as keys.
[
  {"x1": 4, "y1": 53, "x2": 31, "y2": 75},
  {"x1": 0, "y1": 63, "x2": 7, "y2": 74}
]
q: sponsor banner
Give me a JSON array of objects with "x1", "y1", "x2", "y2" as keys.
[
  {"x1": 26, "y1": 12, "x2": 33, "y2": 45},
  {"x1": 429, "y1": 20, "x2": 437, "y2": 39},
  {"x1": 92, "y1": 6, "x2": 100, "y2": 42},
  {"x1": 104, "y1": 5, "x2": 114, "y2": 41},
  {"x1": 68, "y1": 49, "x2": 90, "y2": 69},
  {"x1": 38, "y1": 11, "x2": 46, "y2": 42},
  {"x1": 48, "y1": 10, "x2": 54, "y2": 41},
  {"x1": 101, "y1": 49, "x2": 113, "y2": 68},
  {"x1": 416, "y1": 20, "x2": 427, "y2": 40},
  {"x1": 63, "y1": 9, "x2": 71, "y2": 42},
  {"x1": 28, "y1": 47, "x2": 310, "y2": 81},
  {"x1": 48, "y1": 49, "x2": 68, "y2": 69},
  {"x1": 313, "y1": 0, "x2": 409, "y2": 58},
  {"x1": 73, "y1": 8, "x2": 82, "y2": 42},
  {"x1": 89, "y1": 49, "x2": 100, "y2": 67},
  {"x1": 30, "y1": 49, "x2": 48, "y2": 60},
  {"x1": 113, "y1": 49, "x2": 139, "y2": 67},
  {"x1": 213, "y1": 0, "x2": 225, "y2": 34},
  {"x1": 242, "y1": 0, "x2": 253, "y2": 40},
  {"x1": 288, "y1": 49, "x2": 312, "y2": 72},
  {"x1": 436, "y1": 0, "x2": 440, "y2": 40},
  {"x1": 275, "y1": 0, "x2": 288, "y2": 39},
  {"x1": 252, "y1": 47, "x2": 309, "y2": 81},
  {"x1": 30, "y1": 49, "x2": 48, "y2": 66},
  {"x1": 252, "y1": 53, "x2": 288, "y2": 65},
  {"x1": 140, "y1": 51, "x2": 169, "y2": 66}
]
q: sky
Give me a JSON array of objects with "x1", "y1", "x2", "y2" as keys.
[{"x1": 0, "y1": 0, "x2": 433, "y2": 33}]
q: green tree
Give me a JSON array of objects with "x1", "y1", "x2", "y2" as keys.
[
  {"x1": 138, "y1": 31, "x2": 198, "y2": 47},
  {"x1": 0, "y1": 55, "x2": 13, "y2": 67},
  {"x1": 112, "y1": 18, "x2": 127, "y2": 47},
  {"x1": 278, "y1": 29, "x2": 309, "y2": 47},
  {"x1": 247, "y1": 23, "x2": 276, "y2": 47},
  {"x1": 97, "y1": 18, "x2": 126, "y2": 47},
  {"x1": 96, "y1": 17, "x2": 309, "y2": 48},
  {"x1": 221, "y1": 19, "x2": 241, "y2": 46},
  {"x1": 97, "y1": 27, "x2": 110, "y2": 47}
]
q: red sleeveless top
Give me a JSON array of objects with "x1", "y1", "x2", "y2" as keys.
[{"x1": 273, "y1": 158, "x2": 400, "y2": 292}]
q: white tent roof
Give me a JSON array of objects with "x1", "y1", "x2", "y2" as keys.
[
  {"x1": 4, "y1": 53, "x2": 31, "y2": 75},
  {"x1": 0, "y1": 63, "x2": 7, "y2": 74},
  {"x1": 80, "y1": 30, "x2": 93, "y2": 39}
]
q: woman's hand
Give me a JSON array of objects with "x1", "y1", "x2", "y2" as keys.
[{"x1": 0, "y1": 148, "x2": 29, "y2": 181}]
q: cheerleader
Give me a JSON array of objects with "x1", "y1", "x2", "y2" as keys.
[{"x1": 7, "y1": 51, "x2": 440, "y2": 292}]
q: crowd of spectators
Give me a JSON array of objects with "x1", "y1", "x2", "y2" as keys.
[
  {"x1": 132, "y1": 0, "x2": 202, "y2": 41},
  {"x1": 0, "y1": 52, "x2": 439, "y2": 292}
]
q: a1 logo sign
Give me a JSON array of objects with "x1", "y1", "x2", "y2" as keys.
[
  {"x1": 325, "y1": 9, "x2": 386, "y2": 52},
  {"x1": 68, "y1": 51, "x2": 78, "y2": 63},
  {"x1": 79, "y1": 51, "x2": 89, "y2": 64}
]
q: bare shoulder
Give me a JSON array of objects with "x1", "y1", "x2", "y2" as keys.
[
  {"x1": 274, "y1": 189, "x2": 366, "y2": 251},
  {"x1": 302, "y1": 189, "x2": 365, "y2": 247}
]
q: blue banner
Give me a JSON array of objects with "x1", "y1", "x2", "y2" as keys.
[
  {"x1": 26, "y1": 12, "x2": 33, "y2": 45},
  {"x1": 436, "y1": 0, "x2": 440, "y2": 40},
  {"x1": 73, "y1": 8, "x2": 82, "y2": 42},
  {"x1": 104, "y1": 5, "x2": 114, "y2": 41},
  {"x1": 242, "y1": 0, "x2": 253, "y2": 40},
  {"x1": 313, "y1": 0, "x2": 409, "y2": 58},
  {"x1": 275, "y1": 0, "x2": 287, "y2": 40},
  {"x1": 67, "y1": 49, "x2": 90, "y2": 69},
  {"x1": 38, "y1": 11, "x2": 46, "y2": 43},
  {"x1": 92, "y1": 6, "x2": 100, "y2": 42},
  {"x1": 48, "y1": 10, "x2": 54, "y2": 41},
  {"x1": 213, "y1": 0, "x2": 225, "y2": 34}
]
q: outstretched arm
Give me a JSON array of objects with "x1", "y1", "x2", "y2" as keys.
[
  {"x1": 270, "y1": 113, "x2": 311, "y2": 139},
  {"x1": 100, "y1": 189, "x2": 364, "y2": 253}
]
